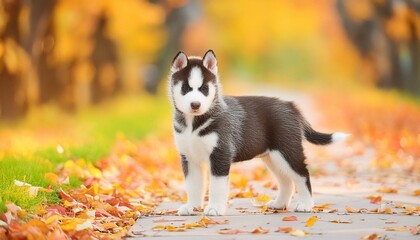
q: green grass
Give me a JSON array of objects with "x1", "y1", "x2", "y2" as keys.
[{"x1": 0, "y1": 94, "x2": 171, "y2": 213}]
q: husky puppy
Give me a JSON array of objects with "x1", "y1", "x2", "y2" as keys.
[{"x1": 169, "y1": 50, "x2": 348, "y2": 216}]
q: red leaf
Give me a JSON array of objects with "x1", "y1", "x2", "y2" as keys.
[
  {"x1": 46, "y1": 205, "x2": 67, "y2": 215},
  {"x1": 370, "y1": 196, "x2": 382, "y2": 204},
  {"x1": 58, "y1": 188, "x2": 74, "y2": 202}
]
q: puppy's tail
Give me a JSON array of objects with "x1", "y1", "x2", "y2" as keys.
[{"x1": 303, "y1": 121, "x2": 350, "y2": 145}]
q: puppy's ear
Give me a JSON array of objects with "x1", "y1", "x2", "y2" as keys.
[
  {"x1": 171, "y1": 51, "x2": 188, "y2": 72},
  {"x1": 203, "y1": 50, "x2": 217, "y2": 73}
]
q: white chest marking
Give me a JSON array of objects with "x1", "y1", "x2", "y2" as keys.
[{"x1": 174, "y1": 117, "x2": 218, "y2": 165}]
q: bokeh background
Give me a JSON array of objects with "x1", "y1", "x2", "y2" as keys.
[
  {"x1": 1, "y1": 1, "x2": 420, "y2": 232},
  {"x1": 1, "y1": 0, "x2": 419, "y2": 119}
]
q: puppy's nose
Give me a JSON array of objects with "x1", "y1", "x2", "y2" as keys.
[{"x1": 191, "y1": 102, "x2": 201, "y2": 110}]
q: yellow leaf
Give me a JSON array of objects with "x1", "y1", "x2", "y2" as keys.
[
  {"x1": 44, "y1": 172, "x2": 59, "y2": 185},
  {"x1": 166, "y1": 225, "x2": 186, "y2": 232},
  {"x1": 45, "y1": 214, "x2": 62, "y2": 226},
  {"x1": 314, "y1": 203, "x2": 333, "y2": 209},
  {"x1": 184, "y1": 222, "x2": 202, "y2": 229},
  {"x1": 152, "y1": 225, "x2": 166, "y2": 230},
  {"x1": 255, "y1": 194, "x2": 271, "y2": 203},
  {"x1": 305, "y1": 216, "x2": 318, "y2": 227},
  {"x1": 59, "y1": 218, "x2": 86, "y2": 231},
  {"x1": 88, "y1": 163, "x2": 103, "y2": 178},
  {"x1": 102, "y1": 222, "x2": 118, "y2": 230}
]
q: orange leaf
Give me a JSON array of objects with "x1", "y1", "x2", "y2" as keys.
[
  {"x1": 218, "y1": 228, "x2": 248, "y2": 234},
  {"x1": 383, "y1": 208, "x2": 393, "y2": 214},
  {"x1": 305, "y1": 216, "x2": 318, "y2": 227},
  {"x1": 275, "y1": 227, "x2": 294, "y2": 233},
  {"x1": 250, "y1": 227, "x2": 269, "y2": 234},
  {"x1": 361, "y1": 233, "x2": 382, "y2": 240},
  {"x1": 314, "y1": 203, "x2": 334, "y2": 209},
  {"x1": 377, "y1": 187, "x2": 398, "y2": 194},
  {"x1": 345, "y1": 206, "x2": 359, "y2": 213},
  {"x1": 44, "y1": 172, "x2": 59, "y2": 185},
  {"x1": 370, "y1": 196, "x2": 382, "y2": 204},
  {"x1": 282, "y1": 216, "x2": 298, "y2": 221}
]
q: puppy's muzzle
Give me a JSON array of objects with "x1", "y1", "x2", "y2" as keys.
[{"x1": 190, "y1": 102, "x2": 201, "y2": 110}]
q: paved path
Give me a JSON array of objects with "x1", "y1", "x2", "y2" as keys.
[{"x1": 129, "y1": 89, "x2": 420, "y2": 239}]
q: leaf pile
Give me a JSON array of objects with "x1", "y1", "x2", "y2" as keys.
[
  {"x1": 314, "y1": 89, "x2": 420, "y2": 172},
  {"x1": 0, "y1": 137, "x2": 182, "y2": 238}
]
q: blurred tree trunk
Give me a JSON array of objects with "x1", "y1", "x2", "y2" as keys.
[
  {"x1": 0, "y1": 0, "x2": 27, "y2": 119},
  {"x1": 337, "y1": 0, "x2": 420, "y2": 95},
  {"x1": 26, "y1": 0, "x2": 59, "y2": 104},
  {"x1": 90, "y1": 15, "x2": 120, "y2": 104}
]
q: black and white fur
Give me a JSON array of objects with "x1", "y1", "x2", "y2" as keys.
[{"x1": 169, "y1": 50, "x2": 348, "y2": 216}]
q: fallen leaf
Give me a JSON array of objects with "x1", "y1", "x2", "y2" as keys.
[
  {"x1": 152, "y1": 218, "x2": 186, "y2": 223},
  {"x1": 383, "y1": 208, "x2": 393, "y2": 214},
  {"x1": 361, "y1": 233, "x2": 382, "y2": 240},
  {"x1": 282, "y1": 216, "x2": 298, "y2": 221},
  {"x1": 413, "y1": 190, "x2": 420, "y2": 196},
  {"x1": 385, "y1": 221, "x2": 397, "y2": 224},
  {"x1": 290, "y1": 228, "x2": 307, "y2": 236},
  {"x1": 305, "y1": 216, "x2": 318, "y2": 227},
  {"x1": 198, "y1": 216, "x2": 229, "y2": 226},
  {"x1": 377, "y1": 187, "x2": 398, "y2": 194},
  {"x1": 255, "y1": 194, "x2": 271, "y2": 203},
  {"x1": 314, "y1": 203, "x2": 334, "y2": 209},
  {"x1": 250, "y1": 227, "x2": 269, "y2": 234},
  {"x1": 345, "y1": 206, "x2": 359, "y2": 213},
  {"x1": 330, "y1": 219, "x2": 352, "y2": 223},
  {"x1": 410, "y1": 226, "x2": 420, "y2": 235},
  {"x1": 218, "y1": 228, "x2": 248, "y2": 234},
  {"x1": 44, "y1": 172, "x2": 59, "y2": 185},
  {"x1": 275, "y1": 227, "x2": 294, "y2": 233},
  {"x1": 58, "y1": 188, "x2": 74, "y2": 202},
  {"x1": 166, "y1": 225, "x2": 186, "y2": 232},
  {"x1": 370, "y1": 196, "x2": 382, "y2": 204},
  {"x1": 218, "y1": 227, "x2": 269, "y2": 235},
  {"x1": 385, "y1": 226, "x2": 408, "y2": 231},
  {"x1": 184, "y1": 222, "x2": 203, "y2": 229}
]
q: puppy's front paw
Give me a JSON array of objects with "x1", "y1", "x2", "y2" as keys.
[
  {"x1": 294, "y1": 201, "x2": 313, "y2": 212},
  {"x1": 177, "y1": 204, "x2": 196, "y2": 216},
  {"x1": 204, "y1": 205, "x2": 226, "y2": 216},
  {"x1": 266, "y1": 200, "x2": 287, "y2": 210}
]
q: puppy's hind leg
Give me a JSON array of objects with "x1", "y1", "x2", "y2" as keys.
[
  {"x1": 270, "y1": 149, "x2": 314, "y2": 212},
  {"x1": 262, "y1": 154, "x2": 294, "y2": 210}
]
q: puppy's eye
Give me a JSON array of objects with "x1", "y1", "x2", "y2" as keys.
[
  {"x1": 181, "y1": 82, "x2": 192, "y2": 95},
  {"x1": 199, "y1": 84, "x2": 209, "y2": 96}
]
